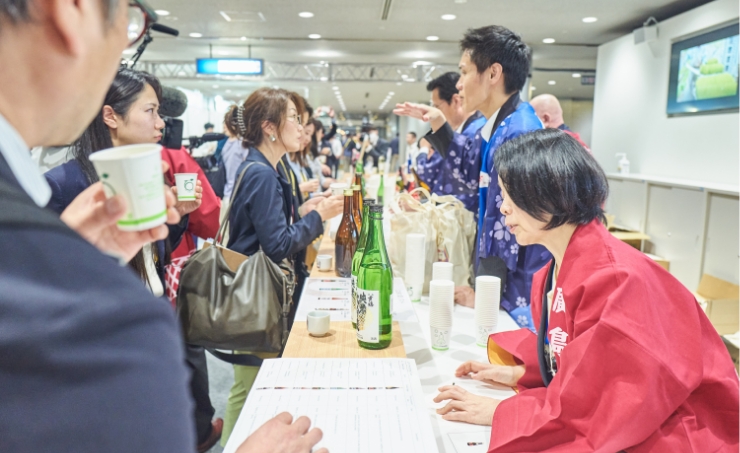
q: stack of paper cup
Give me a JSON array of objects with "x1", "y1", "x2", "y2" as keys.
[
  {"x1": 429, "y1": 280, "x2": 454, "y2": 350},
  {"x1": 404, "y1": 234, "x2": 426, "y2": 301},
  {"x1": 432, "y1": 262, "x2": 454, "y2": 282},
  {"x1": 474, "y1": 276, "x2": 501, "y2": 347}
]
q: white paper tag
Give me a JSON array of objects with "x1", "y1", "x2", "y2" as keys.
[
  {"x1": 351, "y1": 275, "x2": 358, "y2": 324},
  {"x1": 356, "y1": 288, "x2": 379, "y2": 343},
  {"x1": 479, "y1": 171, "x2": 490, "y2": 188}
]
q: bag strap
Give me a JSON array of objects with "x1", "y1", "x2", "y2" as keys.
[{"x1": 215, "y1": 161, "x2": 262, "y2": 246}]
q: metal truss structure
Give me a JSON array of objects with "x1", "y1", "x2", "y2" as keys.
[{"x1": 136, "y1": 60, "x2": 460, "y2": 83}]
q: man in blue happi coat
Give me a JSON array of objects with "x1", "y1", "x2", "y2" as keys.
[{"x1": 394, "y1": 25, "x2": 552, "y2": 330}]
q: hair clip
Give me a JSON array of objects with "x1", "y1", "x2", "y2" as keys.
[{"x1": 237, "y1": 105, "x2": 247, "y2": 137}]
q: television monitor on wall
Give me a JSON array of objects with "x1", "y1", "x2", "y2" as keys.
[{"x1": 667, "y1": 22, "x2": 739, "y2": 116}]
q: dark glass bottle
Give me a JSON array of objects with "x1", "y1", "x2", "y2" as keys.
[
  {"x1": 354, "y1": 159, "x2": 366, "y2": 197},
  {"x1": 334, "y1": 188, "x2": 358, "y2": 278},
  {"x1": 352, "y1": 185, "x2": 363, "y2": 233},
  {"x1": 356, "y1": 205, "x2": 393, "y2": 349},
  {"x1": 351, "y1": 198, "x2": 375, "y2": 330}
]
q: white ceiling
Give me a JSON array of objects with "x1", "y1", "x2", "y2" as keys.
[{"x1": 134, "y1": 0, "x2": 711, "y2": 114}]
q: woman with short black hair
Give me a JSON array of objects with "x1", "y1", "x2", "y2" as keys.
[{"x1": 434, "y1": 129, "x2": 739, "y2": 452}]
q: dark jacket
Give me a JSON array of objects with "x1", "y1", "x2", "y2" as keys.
[
  {"x1": 227, "y1": 148, "x2": 323, "y2": 268},
  {"x1": 0, "y1": 154, "x2": 194, "y2": 452},
  {"x1": 44, "y1": 159, "x2": 188, "y2": 285}
]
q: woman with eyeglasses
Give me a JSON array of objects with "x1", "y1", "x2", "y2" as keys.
[{"x1": 221, "y1": 88, "x2": 343, "y2": 445}]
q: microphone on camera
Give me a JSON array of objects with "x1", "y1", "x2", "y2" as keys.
[
  {"x1": 159, "y1": 87, "x2": 188, "y2": 118},
  {"x1": 151, "y1": 23, "x2": 180, "y2": 37}
]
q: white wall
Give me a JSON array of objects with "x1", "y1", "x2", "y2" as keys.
[
  {"x1": 560, "y1": 99, "x2": 594, "y2": 147},
  {"x1": 591, "y1": 0, "x2": 739, "y2": 185}
]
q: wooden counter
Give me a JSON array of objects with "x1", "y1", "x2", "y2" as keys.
[
  {"x1": 286, "y1": 220, "x2": 407, "y2": 359},
  {"x1": 283, "y1": 321, "x2": 405, "y2": 358}
]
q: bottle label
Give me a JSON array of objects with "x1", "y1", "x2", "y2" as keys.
[
  {"x1": 351, "y1": 275, "x2": 358, "y2": 324},
  {"x1": 356, "y1": 288, "x2": 379, "y2": 343}
]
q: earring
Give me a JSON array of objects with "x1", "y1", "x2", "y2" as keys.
[{"x1": 270, "y1": 135, "x2": 276, "y2": 142}]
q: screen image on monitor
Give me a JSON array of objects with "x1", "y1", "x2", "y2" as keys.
[{"x1": 667, "y1": 23, "x2": 739, "y2": 116}]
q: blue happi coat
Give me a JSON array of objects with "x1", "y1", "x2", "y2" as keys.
[
  {"x1": 426, "y1": 96, "x2": 551, "y2": 331},
  {"x1": 420, "y1": 112, "x2": 487, "y2": 212}
]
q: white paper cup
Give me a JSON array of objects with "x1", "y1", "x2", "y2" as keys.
[
  {"x1": 174, "y1": 173, "x2": 198, "y2": 201},
  {"x1": 330, "y1": 182, "x2": 348, "y2": 197},
  {"x1": 476, "y1": 325, "x2": 496, "y2": 347},
  {"x1": 432, "y1": 262, "x2": 454, "y2": 282},
  {"x1": 429, "y1": 280, "x2": 454, "y2": 325},
  {"x1": 431, "y1": 326, "x2": 451, "y2": 350},
  {"x1": 317, "y1": 255, "x2": 332, "y2": 271},
  {"x1": 307, "y1": 311, "x2": 331, "y2": 336},
  {"x1": 89, "y1": 144, "x2": 167, "y2": 232},
  {"x1": 475, "y1": 275, "x2": 501, "y2": 333}
]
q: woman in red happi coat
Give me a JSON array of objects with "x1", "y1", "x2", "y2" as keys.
[{"x1": 435, "y1": 129, "x2": 739, "y2": 452}]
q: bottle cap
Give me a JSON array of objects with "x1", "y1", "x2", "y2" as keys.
[
  {"x1": 343, "y1": 188, "x2": 354, "y2": 196},
  {"x1": 363, "y1": 198, "x2": 375, "y2": 206}
]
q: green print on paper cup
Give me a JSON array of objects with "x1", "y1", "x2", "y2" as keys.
[
  {"x1": 89, "y1": 144, "x2": 167, "y2": 232},
  {"x1": 174, "y1": 173, "x2": 198, "y2": 201}
]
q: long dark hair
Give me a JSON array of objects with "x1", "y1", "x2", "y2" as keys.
[
  {"x1": 71, "y1": 68, "x2": 165, "y2": 283},
  {"x1": 72, "y1": 68, "x2": 163, "y2": 184},
  {"x1": 309, "y1": 118, "x2": 323, "y2": 159}
]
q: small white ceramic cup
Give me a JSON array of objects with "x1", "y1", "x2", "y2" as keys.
[
  {"x1": 307, "y1": 311, "x2": 331, "y2": 337},
  {"x1": 317, "y1": 255, "x2": 332, "y2": 271},
  {"x1": 174, "y1": 173, "x2": 198, "y2": 201}
]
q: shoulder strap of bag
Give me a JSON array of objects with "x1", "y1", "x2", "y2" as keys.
[
  {"x1": 206, "y1": 349, "x2": 264, "y2": 366},
  {"x1": 216, "y1": 161, "x2": 262, "y2": 246}
]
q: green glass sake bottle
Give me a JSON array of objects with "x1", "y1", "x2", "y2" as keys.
[
  {"x1": 334, "y1": 189, "x2": 358, "y2": 278},
  {"x1": 354, "y1": 159, "x2": 366, "y2": 197},
  {"x1": 351, "y1": 198, "x2": 375, "y2": 330},
  {"x1": 356, "y1": 205, "x2": 393, "y2": 349},
  {"x1": 377, "y1": 174, "x2": 385, "y2": 207}
]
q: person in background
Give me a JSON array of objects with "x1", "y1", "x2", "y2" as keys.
[
  {"x1": 434, "y1": 129, "x2": 739, "y2": 452},
  {"x1": 221, "y1": 88, "x2": 343, "y2": 445},
  {"x1": 427, "y1": 71, "x2": 486, "y2": 139},
  {"x1": 221, "y1": 105, "x2": 251, "y2": 201},
  {"x1": 288, "y1": 117, "x2": 320, "y2": 199},
  {"x1": 405, "y1": 131, "x2": 419, "y2": 166},
  {"x1": 342, "y1": 130, "x2": 359, "y2": 170},
  {"x1": 204, "y1": 122, "x2": 214, "y2": 134},
  {"x1": 529, "y1": 94, "x2": 590, "y2": 150},
  {"x1": 44, "y1": 67, "x2": 225, "y2": 453},
  {"x1": 329, "y1": 129, "x2": 344, "y2": 177},
  {"x1": 364, "y1": 126, "x2": 391, "y2": 169},
  {"x1": 394, "y1": 25, "x2": 549, "y2": 330},
  {"x1": 389, "y1": 132, "x2": 400, "y2": 172},
  {"x1": 310, "y1": 117, "x2": 336, "y2": 185}
]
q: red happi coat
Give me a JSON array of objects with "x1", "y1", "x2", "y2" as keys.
[{"x1": 488, "y1": 220, "x2": 739, "y2": 452}]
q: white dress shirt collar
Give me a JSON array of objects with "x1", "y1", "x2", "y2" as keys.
[{"x1": 480, "y1": 108, "x2": 501, "y2": 142}]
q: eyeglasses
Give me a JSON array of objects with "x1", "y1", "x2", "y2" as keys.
[
  {"x1": 286, "y1": 114, "x2": 303, "y2": 127},
  {"x1": 128, "y1": 0, "x2": 158, "y2": 47}
]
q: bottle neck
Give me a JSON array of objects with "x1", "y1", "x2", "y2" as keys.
[
  {"x1": 343, "y1": 194, "x2": 353, "y2": 216},
  {"x1": 365, "y1": 212, "x2": 387, "y2": 257}
]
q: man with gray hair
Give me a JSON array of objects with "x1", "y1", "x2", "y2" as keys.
[{"x1": 0, "y1": 1, "x2": 324, "y2": 452}]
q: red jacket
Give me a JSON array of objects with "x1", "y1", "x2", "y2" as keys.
[
  {"x1": 161, "y1": 147, "x2": 221, "y2": 259},
  {"x1": 488, "y1": 220, "x2": 739, "y2": 452}
]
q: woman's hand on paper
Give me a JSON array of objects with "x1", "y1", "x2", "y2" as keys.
[
  {"x1": 236, "y1": 412, "x2": 327, "y2": 453},
  {"x1": 455, "y1": 361, "x2": 525, "y2": 388},
  {"x1": 434, "y1": 385, "x2": 500, "y2": 426}
]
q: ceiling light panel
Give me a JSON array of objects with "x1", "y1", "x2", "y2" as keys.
[{"x1": 299, "y1": 11, "x2": 314, "y2": 18}]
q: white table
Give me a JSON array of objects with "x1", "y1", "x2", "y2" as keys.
[{"x1": 396, "y1": 297, "x2": 519, "y2": 453}]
